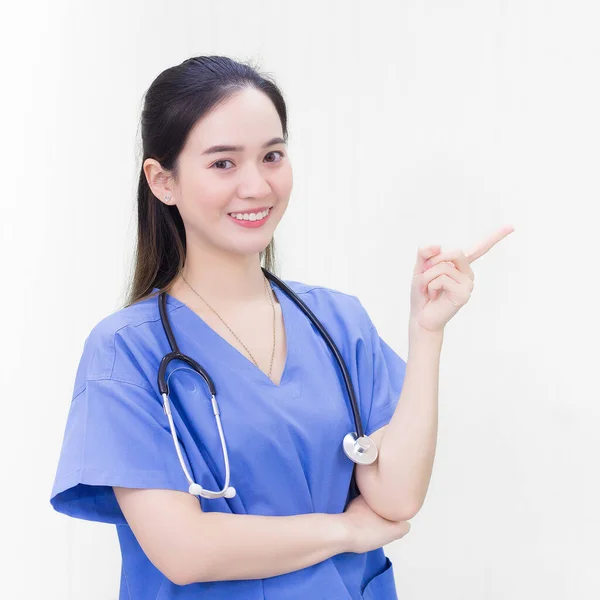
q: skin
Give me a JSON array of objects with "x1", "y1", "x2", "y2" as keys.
[
  {"x1": 143, "y1": 86, "x2": 294, "y2": 308},
  {"x1": 357, "y1": 225, "x2": 514, "y2": 515},
  {"x1": 409, "y1": 225, "x2": 516, "y2": 333}
]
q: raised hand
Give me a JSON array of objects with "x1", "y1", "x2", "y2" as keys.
[{"x1": 410, "y1": 225, "x2": 515, "y2": 333}]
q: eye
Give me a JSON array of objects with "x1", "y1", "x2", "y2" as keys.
[
  {"x1": 211, "y1": 150, "x2": 286, "y2": 170},
  {"x1": 264, "y1": 150, "x2": 285, "y2": 163}
]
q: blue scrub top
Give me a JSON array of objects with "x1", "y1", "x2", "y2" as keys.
[{"x1": 50, "y1": 279, "x2": 407, "y2": 599}]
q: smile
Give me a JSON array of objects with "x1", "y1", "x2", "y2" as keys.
[{"x1": 227, "y1": 207, "x2": 273, "y2": 228}]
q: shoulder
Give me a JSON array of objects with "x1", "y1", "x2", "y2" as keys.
[
  {"x1": 73, "y1": 292, "x2": 166, "y2": 395},
  {"x1": 281, "y1": 277, "x2": 361, "y2": 306},
  {"x1": 86, "y1": 291, "x2": 162, "y2": 346},
  {"x1": 279, "y1": 278, "x2": 374, "y2": 334}
]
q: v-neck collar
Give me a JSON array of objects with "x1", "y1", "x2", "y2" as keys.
[{"x1": 154, "y1": 281, "x2": 295, "y2": 391}]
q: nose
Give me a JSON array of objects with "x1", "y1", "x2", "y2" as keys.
[{"x1": 237, "y1": 164, "x2": 272, "y2": 199}]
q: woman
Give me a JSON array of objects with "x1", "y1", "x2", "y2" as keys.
[{"x1": 49, "y1": 55, "x2": 418, "y2": 599}]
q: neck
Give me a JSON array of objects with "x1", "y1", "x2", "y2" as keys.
[{"x1": 173, "y1": 244, "x2": 269, "y2": 308}]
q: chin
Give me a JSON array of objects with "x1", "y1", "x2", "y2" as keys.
[{"x1": 222, "y1": 237, "x2": 273, "y2": 256}]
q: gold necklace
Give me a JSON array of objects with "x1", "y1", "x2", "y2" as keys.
[{"x1": 180, "y1": 273, "x2": 277, "y2": 380}]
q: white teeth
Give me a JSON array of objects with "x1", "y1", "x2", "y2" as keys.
[{"x1": 230, "y1": 207, "x2": 270, "y2": 221}]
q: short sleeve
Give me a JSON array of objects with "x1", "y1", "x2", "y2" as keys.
[
  {"x1": 355, "y1": 303, "x2": 407, "y2": 436},
  {"x1": 49, "y1": 332, "x2": 194, "y2": 525}
]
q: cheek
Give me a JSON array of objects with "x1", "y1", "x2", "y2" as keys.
[
  {"x1": 195, "y1": 189, "x2": 230, "y2": 214},
  {"x1": 273, "y1": 164, "x2": 293, "y2": 196},
  {"x1": 179, "y1": 197, "x2": 226, "y2": 226}
]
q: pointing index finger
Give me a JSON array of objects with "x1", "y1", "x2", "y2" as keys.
[{"x1": 466, "y1": 225, "x2": 515, "y2": 264}]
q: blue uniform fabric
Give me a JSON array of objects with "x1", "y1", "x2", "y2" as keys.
[{"x1": 50, "y1": 279, "x2": 407, "y2": 599}]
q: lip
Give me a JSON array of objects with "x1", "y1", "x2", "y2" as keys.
[{"x1": 227, "y1": 205, "x2": 272, "y2": 215}]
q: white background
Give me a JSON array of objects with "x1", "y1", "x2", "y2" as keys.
[{"x1": 2, "y1": 0, "x2": 598, "y2": 598}]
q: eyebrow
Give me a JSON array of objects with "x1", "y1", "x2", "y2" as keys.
[{"x1": 201, "y1": 136, "x2": 286, "y2": 156}]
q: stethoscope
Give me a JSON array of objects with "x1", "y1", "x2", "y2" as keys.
[{"x1": 157, "y1": 267, "x2": 378, "y2": 500}]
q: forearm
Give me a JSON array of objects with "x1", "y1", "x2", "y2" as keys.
[
  {"x1": 177, "y1": 511, "x2": 349, "y2": 585},
  {"x1": 371, "y1": 323, "x2": 443, "y2": 520}
]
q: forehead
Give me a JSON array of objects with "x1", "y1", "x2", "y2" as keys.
[{"x1": 186, "y1": 88, "x2": 283, "y2": 153}]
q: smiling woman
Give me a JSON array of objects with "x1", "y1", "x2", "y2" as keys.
[
  {"x1": 140, "y1": 78, "x2": 293, "y2": 270},
  {"x1": 49, "y1": 54, "x2": 409, "y2": 600}
]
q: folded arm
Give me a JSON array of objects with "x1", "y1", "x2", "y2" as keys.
[{"x1": 355, "y1": 327, "x2": 443, "y2": 521}]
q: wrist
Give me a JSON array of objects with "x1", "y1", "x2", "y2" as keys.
[{"x1": 408, "y1": 320, "x2": 444, "y2": 343}]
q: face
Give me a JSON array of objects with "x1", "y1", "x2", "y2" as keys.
[{"x1": 145, "y1": 87, "x2": 293, "y2": 258}]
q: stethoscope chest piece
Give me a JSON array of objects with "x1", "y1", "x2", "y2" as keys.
[{"x1": 343, "y1": 432, "x2": 378, "y2": 465}]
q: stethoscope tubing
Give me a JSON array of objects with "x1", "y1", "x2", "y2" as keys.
[
  {"x1": 158, "y1": 268, "x2": 363, "y2": 437},
  {"x1": 156, "y1": 268, "x2": 368, "y2": 500}
]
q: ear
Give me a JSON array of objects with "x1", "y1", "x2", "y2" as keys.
[{"x1": 143, "y1": 158, "x2": 175, "y2": 205}]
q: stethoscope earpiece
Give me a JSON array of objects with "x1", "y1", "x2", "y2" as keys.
[
  {"x1": 189, "y1": 482, "x2": 237, "y2": 499},
  {"x1": 189, "y1": 483, "x2": 203, "y2": 496}
]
